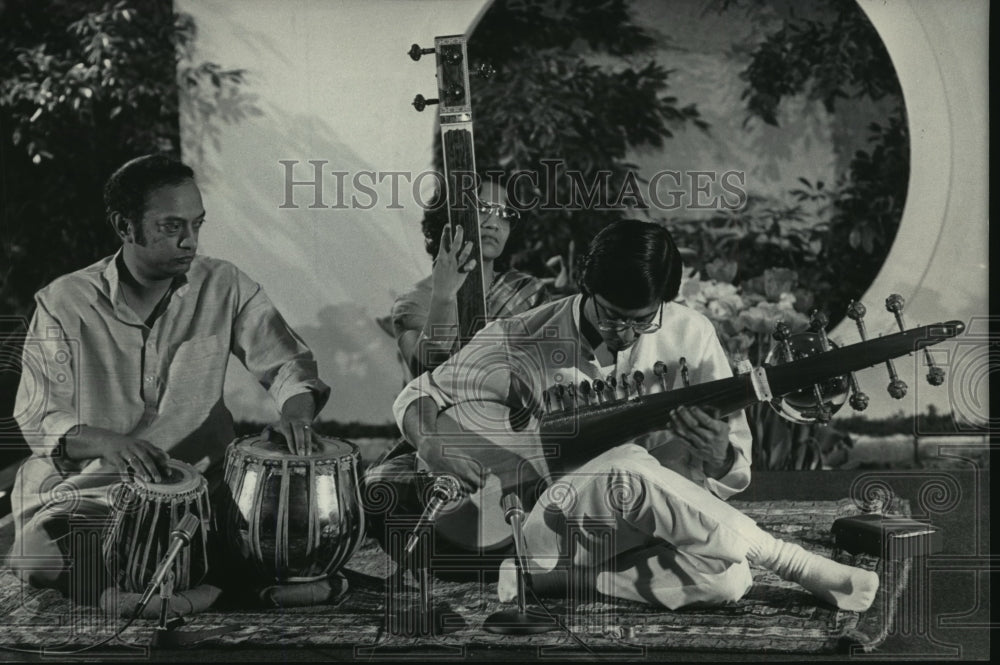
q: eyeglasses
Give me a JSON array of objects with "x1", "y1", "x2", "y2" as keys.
[
  {"x1": 593, "y1": 298, "x2": 663, "y2": 334},
  {"x1": 477, "y1": 200, "x2": 521, "y2": 223}
]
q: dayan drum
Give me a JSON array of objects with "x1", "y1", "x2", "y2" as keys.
[
  {"x1": 221, "y1": 434, "x2": 364, "y2": 584},
  {"x1": 104, "y1": 460, "x2": 211, "y2": 593}
]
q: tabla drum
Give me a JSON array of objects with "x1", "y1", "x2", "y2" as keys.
[
  {"x1": 221, "y1": 433, "x2": 364, "y2": 584},
  {"x1": 103, "y1": 459, "x2": 211, "y2": 593}
]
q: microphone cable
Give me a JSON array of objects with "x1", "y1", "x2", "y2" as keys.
[
  {"x1": 518, "y1": 546, "x2": 600, "y2": 657},
  {"x1": 0, "y1": 597, "x2": 145, "y2": 656}
]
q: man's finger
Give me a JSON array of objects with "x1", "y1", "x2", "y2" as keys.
[
  {"x1": 674, "y1": 409, "x2": 716, "y2": 441},
  {"x1": 687, "y1": 406, "x2": 727, "y2": 430},
  {"x1": 275, "y1": 423, "x2": 295, "y2": 454},
  {"x1": 292, "y1": 421, "x2": 312, "y2": 455},
  {"x1": 131, "y1": 448, "x2": 160, "y2": 483}
]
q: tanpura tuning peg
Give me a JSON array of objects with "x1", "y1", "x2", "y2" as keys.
[
  {"x1": 606, "y1": 375, "x2": 618, "y2": 400},
  {"x1": 409, "y1": 44, "x2": 436, "y2": 61},
  {"x1": 578, "y1": 380, "x2": 592, "y2": 406},
  {"x1": 653, "y1": 361, "x2": 668, "y2": 391},
  {"x1": 678, "y1": 357, "x2": 690, "y2": 388},
  {"x1": 441, "y1": 46, "x2": 463, "y2": 66},
  {"x1": 885, "y1": 293, "x2": 946, "y2": 387},
  {"x1": 412, "y1": 94, "x2": 439, "y2": 112},
  {"x1": 632, "y1": 370, "x2": 645, "y2": 396},
  {"x1": 542, "y1": 389, "x2": 552, "y2": 414},
  {"x1": 565, "y1": 383, "x2": 577, "y2": 410},
  {"x1": 476, "y1": 62, "x2": 496, "y2": 79}
]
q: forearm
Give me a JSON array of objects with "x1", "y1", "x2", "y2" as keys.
[
  {"x1": 400, "y1": 396, "x2": 441, "y2": 455},
  {"x1": 400, "y1": 294, "x2": 460, "y2": 376},
  {"x1": 423, "y1": 292, "x2": 462, "y2": 349},
  {"x1": 60, "y1": 425, "x2": 116, "y2": 461},
  {"x1": 281, "y1": 391, "x2": 318, "y2": 420},
  {"x1": 703, "y1": 442, "x2": 736, "y2": 480}
]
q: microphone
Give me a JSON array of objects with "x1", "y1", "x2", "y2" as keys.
[
  {"x1": 484, "y1": 491, "x2": 558, "y2": 634},
  {"x1": 136, "y1": 513, "x2": 201, "y2": 614},
  {"x1": 404, "y1": 474, "x2": 461, "y2": 556},
  {"x1": 502, "y1": 492, "x2": 526, "y2": 527}
]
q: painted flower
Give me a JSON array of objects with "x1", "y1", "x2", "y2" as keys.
[{"x1": 763, "y1": 268, "x2": 798, "y2": 301}]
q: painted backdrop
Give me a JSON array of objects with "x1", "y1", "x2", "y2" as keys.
[{"x1": 176, "y1": 0, "x2": 989, "y2": 428}]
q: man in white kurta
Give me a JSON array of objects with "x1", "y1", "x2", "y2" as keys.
[{"x1": 393, "y1": 220, "x2": 877, "y2": 612}]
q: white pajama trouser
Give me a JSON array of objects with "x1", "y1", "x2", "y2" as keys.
[{"x1": 520, "y1": 443, "x2": 762, "y2": 610}]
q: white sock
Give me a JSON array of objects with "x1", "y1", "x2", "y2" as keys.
[
  {"x1": 748, "y1": 536, "x2": 879, "y2": 612},
  {"x1": 497, "y1": 557, "x2": 518, "y2": 603},
  {"x1": 497, "y1": 557, "x2": 568, "y2": 603}
]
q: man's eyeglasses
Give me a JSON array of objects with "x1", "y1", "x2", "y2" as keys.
[
  {"x1": 478, "y1": 200, "x2": 521, "y2": 223},
  {"x1": 594, "y1": 298, "x2": 663, "y2": 334}
]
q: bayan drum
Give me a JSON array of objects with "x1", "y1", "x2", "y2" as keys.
[
  {"x1": 104, "y1": 459, "x2": 211, "y2": 593},
  {"x1": 221, "y1": 433, "x2": 364, "y2": 584}
]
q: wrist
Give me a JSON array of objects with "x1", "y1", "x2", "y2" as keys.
[
  {"x1": 281, "y1": 392, "x2": 316, "y2": 421},
  {"x1": 704, "y1": 443, "x2": 735, "y2": 479}
]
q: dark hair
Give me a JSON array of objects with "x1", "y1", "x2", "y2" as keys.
[
  {"x1": 578, "y1": 219, "x2": 683, "y2": 308},
  {"x1": 104, "y1": 154, "x2": 194, "y2": 232}
]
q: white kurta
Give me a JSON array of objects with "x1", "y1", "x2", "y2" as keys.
[{"x1": 393, "y1": 294, "x2": 766, "y2": 608}]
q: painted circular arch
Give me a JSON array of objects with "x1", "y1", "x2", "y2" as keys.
[{"x1": 831, "y1": 0, "x2": 952, "y2": 340}]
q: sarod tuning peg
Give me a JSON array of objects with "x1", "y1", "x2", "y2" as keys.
[
  {"x1": 765, "y1": 316, "x2": 849, "y2": 424},
  {"x1": 593, "y1": 379, "x2": 606, "y2": 404},
  {"x1": 653, "y1": 361, "x2": 668, "y2": 392},
  {"x1": 812, "y1": 309, "x2": 869, "y2": 412},
  {"x1": 885, "y1": 293, "x2": 946, "y2": 386},
  {"x1": 632, "y1": 370, "x2": 645, "y2": 396},
  {"x1": 606, "y1": 375, "x2": 618, "y2": 401},
  {"x1": 565, "y1": 383, "x2": 577, "y2": 410},
  {"x1": 848, "y1": 299, "x2": 906, "y2": 400},
  {"x1": 553, "y1": 383, "x2": 566, "y2": 411}
]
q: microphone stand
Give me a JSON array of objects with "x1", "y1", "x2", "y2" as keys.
[
  {"x1": 483, "y1": 494, "x2": 558, "y2": 635},
  {"x1": 149, "y1": 572, "x2": 186, "y2": 648},
  {"x1": 386, "y1": 474, "x2": 466, "y2": 637}
]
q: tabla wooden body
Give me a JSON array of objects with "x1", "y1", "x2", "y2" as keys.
[
  {"x1": 103, "y1": 460, "x2": 211, "y2": 593},
  {"x1": 221, "y1": 434, "x2": 364, "y2": 584}
]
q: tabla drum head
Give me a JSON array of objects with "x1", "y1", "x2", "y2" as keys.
[
  {"x1": 129, "y1": 459, "x2": 205, "y2": 496},
  {"x1": 231, "y1": 432, "x2": 357, "y2": 462}
]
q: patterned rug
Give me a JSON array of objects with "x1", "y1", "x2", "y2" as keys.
[{"x1": 0, "y1": 499, "x2": 908, "y2": 656}]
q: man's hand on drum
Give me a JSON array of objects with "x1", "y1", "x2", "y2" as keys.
[
  {"x1": 276, "y1": 392, "x2": 318, "y2": 456},
  {"x1": 99, "y1": 432, "x2": 170, "y2": 483}
]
